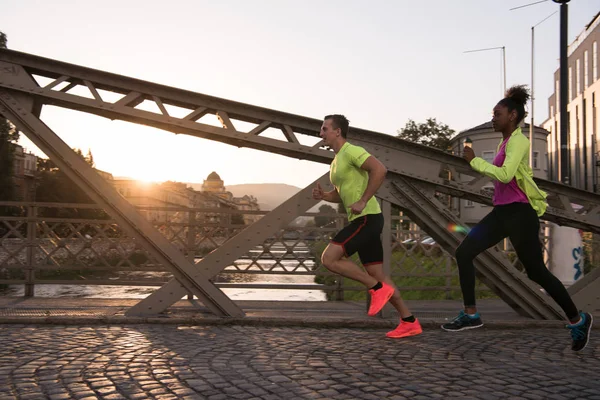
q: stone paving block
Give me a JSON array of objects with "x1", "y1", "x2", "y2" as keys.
[
  {"x1": 47, "y1": 394, "x2": 72, "y2": 400},
  {"x1": 71, "y1": 391, "x2": 99, "y2": 399},
  {"x1": 101, "y1": 395, "x2": 127, "y2": 400},
  {"x1": 546, "y1": 395, "x2": 569, "y2": 400},
  {"x1": 522, "y1": 393, "x2": 548, "y2": 400},
  {"x1": 207, "y1": 395, "x2": 228, "y2": 400},
  {"x1": 0, "y1": 325, "x2": 597, "y2": 399}
]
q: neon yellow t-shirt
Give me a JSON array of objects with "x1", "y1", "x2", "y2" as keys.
[{"x1": 330, "y1": 142, "x2": 381, "y2": 221}]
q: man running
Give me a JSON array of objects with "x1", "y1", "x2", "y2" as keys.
[{"x1": 313, "y1": 114, "x2": 422, "y2": 338}]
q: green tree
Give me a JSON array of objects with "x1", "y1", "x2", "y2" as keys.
[
  {"x1": 35, "y1": 148, "x2": 110, "y2": 225},
  {"x1": 314, "y1": 204, "x2": 336, "y2": 227},
  {"x1": 0, "y1": 31, "x2": 20, "y2": 203},
  {"x1": 396, "y1": 118, "x2": 455, "y2": 151},
  {"x1": 397, "y1": 118, "x2": 456, "y2": 207},
  {"x1": 86, "y1": 148, "x2": 95, "y2": 168},
  {"x1": 231, "y1": 213, "x2": 245, "y2": 225}
]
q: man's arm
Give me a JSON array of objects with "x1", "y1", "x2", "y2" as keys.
[
  {"x1": 323, "y1": 188, "x2": 342, "y2": 203},
  {"x1": 348, "y1": 155, "x2": 387, "y2": 214},
  {"x1": 360, "y1": 156, "x2": 387, "y2": 202},
  {"x1": 312, "y1": 182, "x2": 342, "y2": 203}
]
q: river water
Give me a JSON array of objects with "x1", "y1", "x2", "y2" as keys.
[{"x1": 0, "y1": 243, "x2": 328, "y2": 301}]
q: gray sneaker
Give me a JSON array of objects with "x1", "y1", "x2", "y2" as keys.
[{"x1": 441, "y1": 310, "x2": 484, "y2": 332}]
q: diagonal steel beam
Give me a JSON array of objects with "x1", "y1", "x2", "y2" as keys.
[
  {"x1": 0, "y1": 49, "x2": 597, "y2": 318},
  {"x1": 126, "y1": 173, "x2": 331, "y2": 316},
  {"x1": 0, "y1": 93, "x2": 243, "y2": 318},
  {"x1": 568, "y1": 266, "x2": 600, "y2": 313},
  {"x1": 385, "y1": 177, "x2": 564, "y2": 320},
  {"x1": 0, "y1": 49, "x2": 598, "y2": 232}
]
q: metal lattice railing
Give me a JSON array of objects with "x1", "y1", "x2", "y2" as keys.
[{"x1": 1, "y1": 201, "x2": 597, "y2": 300}]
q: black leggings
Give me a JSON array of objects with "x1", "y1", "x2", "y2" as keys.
[{"x1": 456, "y1": 202, "x2": 579, "y2": 320}]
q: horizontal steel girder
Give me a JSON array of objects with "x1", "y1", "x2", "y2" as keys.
[
  {"x1": 126, "y1": 173, "x2": 329, "y2": 316},
  {"x1": 1, "y1": 49, "x2": 598, "y2": 319},
  {"x1": 0, "y1": 87, "x2": 243, "y2": 318},
  {"x1": 0, "y1": 49, "x2": 597, "y2": 232}
]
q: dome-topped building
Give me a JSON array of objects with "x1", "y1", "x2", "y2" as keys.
[
  {"x1": 207, "y1": 171, "x2": 221, "y2": 181},
  {"x1": 202, "y1": 171, "x2": 225, "y2": 193},
  {"x1": 200, "y1": 171, "x2": 261, "y2": 224},
  {"x1": 201, "y1": 171, "x2": 235, "y2": 202}
]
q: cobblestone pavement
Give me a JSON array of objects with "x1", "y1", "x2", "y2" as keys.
[{"x1": 0, "y1": 325, "x2": 598, "y2": 400}]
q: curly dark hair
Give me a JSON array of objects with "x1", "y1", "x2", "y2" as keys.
[{"x1": 497, "y1": 85, "x2": 530, "y2": 124}]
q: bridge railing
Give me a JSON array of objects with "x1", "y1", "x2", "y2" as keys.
[{"x1": 1, "y1": 201, "x2": 596, "y2": 300}]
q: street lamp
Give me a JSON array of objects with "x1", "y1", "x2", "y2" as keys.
[
  {"x1": 464, "y1": 46, "x2": 506, "y2": 97},
  {"x1": 529, "y1": 12, "x2": 558, "y2": 168},
  {"x1": 510, "y1": 0, "x2": 569, "y2": 179}
]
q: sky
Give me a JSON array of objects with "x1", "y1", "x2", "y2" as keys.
[{"x1": 2, "y1": 0, "x2": 599, "y2": 189}]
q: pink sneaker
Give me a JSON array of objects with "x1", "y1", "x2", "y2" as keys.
[
  {"x1": 386, "y1": 319, "x2": 423, "y2": 338},
  {"x1": 367, "y1": 282, "x2": 394, "y2": 316}
]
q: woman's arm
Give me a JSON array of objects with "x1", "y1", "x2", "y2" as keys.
[{"x1": 470, "y1": 136, "x2": 528, "y2": 183}]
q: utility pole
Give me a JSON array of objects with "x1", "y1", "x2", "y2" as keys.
[{"x1": 553, "y1": 0, "x2": 570, "y2": 184}]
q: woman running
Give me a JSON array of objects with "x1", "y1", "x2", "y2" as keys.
[{"x1": 441, "y1": 85, "x2": 592, "y2": 352}]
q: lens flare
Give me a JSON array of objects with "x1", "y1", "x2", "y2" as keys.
[{"x1": 447, "y1": 223, "x2": 471, "y2": 235}]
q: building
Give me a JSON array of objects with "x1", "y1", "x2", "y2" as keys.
[
  {"x1": 111, "y1": 178, "x2": 240, "y2": 226},
  {"x1": 542, "y1": 12, "x2": 600, "y2": 191},
  {"x1": 112, "y1": 180, "x2": 194, "y2": 222},
  {"x1": 202, "y1": 171, "x2": 231, "y2": 199},
  {"x1": 201, "y1": 171, "x2": 261, "y2": 224},
  {"x1": 11, "y1": 144, "x2": 37, "y2": 201},
  {"x1": 94, "y1": 168, "x2": 114, "y2": 181},
  {"x1": 449, "y1": 121, "x2": 549, "y2": 224}
]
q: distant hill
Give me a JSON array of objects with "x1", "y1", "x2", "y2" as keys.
[
  {"x1": 187, "y1": 182, "x2": 302, "y2": 211},
  {"x1": 226, "y1": 183, "x2": 340, "y2": 216},
  {"x1": 226, "y1": 183, "x2": 302, "y2": 210}
]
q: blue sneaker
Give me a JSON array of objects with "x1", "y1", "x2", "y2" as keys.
[
  {"x1": 441, "y1": 310, "x2": 484, "y2": 332},
  {"x1": 567, "y1": 312, "x2": 593, "y2": 352}
]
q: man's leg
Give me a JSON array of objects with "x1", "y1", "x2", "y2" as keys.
[
  {"x1": 321, "y1": 243, "x2": 378, "y2": 288},
  {"x1": 326, "y1": 215, "x2": 394, "y2": 316},
  {"x1": 364, "y1": 262, "x2": 411, "y2": 318}
]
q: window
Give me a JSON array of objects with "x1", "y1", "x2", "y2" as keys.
[
  {"x1": 545, "y1": 153, "x2": 548, "y2": 172},
  {"x1": 465, "y1": 200, "x2": 474, "y2": 208},
  {"x1": 482, "y1": 151, "x2": 495, "y2": 164},
  {"x1": 594, "y1": 41, "x2": 598, "y2": 82},
  {"x1": 533, "y1": 151, "x2": 540, "y2": 169},
  {"x1": 556, "y1": 80, "x2": 559, "y2": 110},
  {"x1": 576, "y1": 59, "x2": 581, "y2": 95},
  {"x1": 585, "y1": 50, "x2": 589, "y2": 88},
  {"x1": 569, "y1": 66, "x2": 573, "y2": 100}
]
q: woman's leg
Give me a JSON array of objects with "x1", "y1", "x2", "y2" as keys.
[
  {"x1": 455, "y1": 208, "x2": 508, "y2": 309},
  {"x1": 508, "y1": 205, "x2": 579, "y2": 321}
]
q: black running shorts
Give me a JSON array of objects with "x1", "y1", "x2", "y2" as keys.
[{"x1": 331, "y1": 213, "x2": 384, "y2": 266}]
